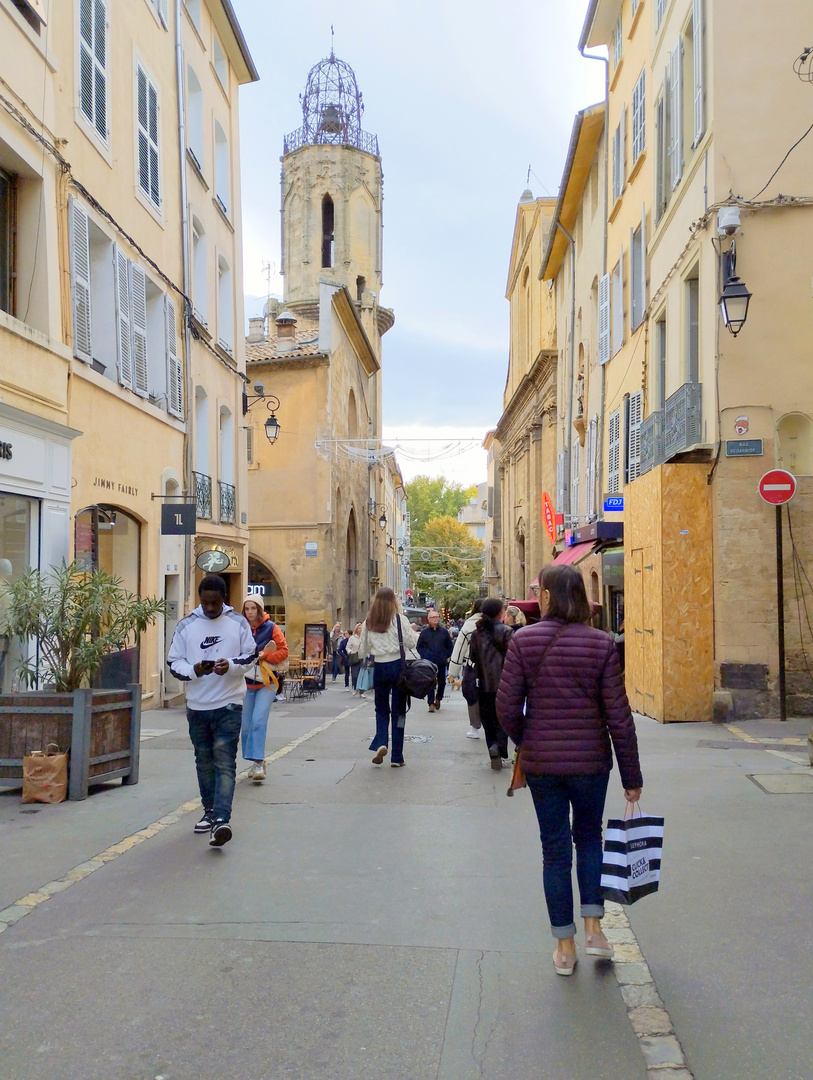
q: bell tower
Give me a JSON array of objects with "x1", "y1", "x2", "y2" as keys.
[{"x1": 280, "y1": 52, "x2": 391, "y2": 350}]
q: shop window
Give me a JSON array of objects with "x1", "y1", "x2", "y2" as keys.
[
  {"x1": 248, "y1": 555, "x2": 286, "y2": 629},
  {"x1": 75, "y1": 506, "x2": 140, "y2": 595},
  {"x1": 777, "y1": 414, "x2": 813, "y2": 475},
  {"x1": 0, "y1": 495, "x2": 38, "y2": 692}
]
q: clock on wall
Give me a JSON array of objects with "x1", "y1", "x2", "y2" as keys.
[{"x1": 196, "y1": 549, "x2": 231, "y2": 573}]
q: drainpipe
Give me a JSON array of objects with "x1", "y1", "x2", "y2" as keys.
[
  {"x1": 175, "y1": 2, "x2": 194, "y2": 611},
  {"x1": 580, "y1": 44, "x2": 609, "y2": 514},
  {"x1": 556, "y1": 220, "x2": 577, "y2": 530}
]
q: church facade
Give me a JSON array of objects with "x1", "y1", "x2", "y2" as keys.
[{"x1": 245, "y1": 52, "x2": 400, "y2": 651}]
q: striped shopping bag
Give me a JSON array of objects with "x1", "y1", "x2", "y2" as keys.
[{"x1": 600, "y1": 808, "x2": 664, "y2": 905}]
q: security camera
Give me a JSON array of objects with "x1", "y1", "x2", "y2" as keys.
[
  {"x1": 253, "y1": 381, "x2": 265, "y2": 396},
  {"x1": 717, "y1": 206, "x2": 741, "y2": 237}
]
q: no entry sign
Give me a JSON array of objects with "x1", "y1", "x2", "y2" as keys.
[{"x1": 758, "y1": 469, "x2": 796, "y2": 505}]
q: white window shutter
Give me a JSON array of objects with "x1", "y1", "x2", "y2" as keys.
[
  {"x1": 670, "y1": 41, "x2": 683, "y2": 189},
  {"x1": 612, "y1": 123, "x2": 620, "y2": 202},
  {"x1": 165, "y1": 294, "x2": 184, "y2": 419},
  {"x1": 69, "y1": 197, "x2": 93, "y2": 364},
  {"x1": 608, "y1": 410, "x2": 621, "y2": 493},
  {"x1": 246, "y1": 425, "x2": 254, "y2": 464},
  {"x1": 612, "y1": 248, "x2": 624, "y2": 355},
  {"x1": 130, "y1": 262, "x2": 149, "y2": 397},
  {"x1": 113, "y1": 246, "x2": 132, "y2": 388},
  {"x1": 556, "y1": 451, "x2": 566, "y2": 527},
  {"x1": 627, "y1": 391, "x2": 643, "y2": 482},
  {"x1": 571, "y1": 439, "x2": 580, "y2": 524},
  {"x1": 598, "y1": 272, "x2": 611, "y2": 366},
  {"x1": 586, "y1": 418, "x2": 597, "y2": 519},
  {"x1": 158, "y1": 0, "x2": 169, "y2": 27},
  {"x1": 639, "y1": 202, "x2": 646, "y2": 324},
  {"x1": 137, "y1": 66, "x2": 161, "y2": 208},
  {"x1": 621, "y1": 103, "x2": 627, "y2": 186},
  {"x1": 692, "y1": 0, "x2": 705, "y2": 145}
]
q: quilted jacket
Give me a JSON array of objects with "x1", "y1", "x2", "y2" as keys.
[{"x1": 496, "y1": 618, "x2": 642, "y2": 789}]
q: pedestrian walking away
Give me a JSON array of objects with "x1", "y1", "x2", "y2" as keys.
[
  {"x1": 359, "y1": 587, "x2": 418, "y2": 766},
  {"x1": 345, "y1": 622, "x2": 364, "y2": 693},
  {"x1": 330, "y1": 622, "x2": 343, "y2": 681},
  {"x1": 240, "y1": 596, "x2": 289, "y2": 781},
  {"x1": 470, "y1": 597, "x2": 513, "y2": 768},
  {"x1": 448, "y1": 598, "x2": 485, "y2": 738},
  {"x1": 416, "y1": 608, "x2": 453, "y2": 711},
  {"x1": 167, "y1": 575, "x2": 256, "y2": 847},
  {"x1": 496, "y1": 564, "x2": 643, "y2": 976},
  {"x1": 338, "y1": 630, "x2": 352, "y2": 688},
  {"x1": 504, "y1": 604, "x2": 527, "y2": 630}
]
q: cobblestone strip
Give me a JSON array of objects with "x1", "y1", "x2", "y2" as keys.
[
  {"x1": 0, "y1": 704, "x2": 363, "y2": 937},
  {"x1": 602, "y1": 902, "x2": 695, "y2": 1080}
]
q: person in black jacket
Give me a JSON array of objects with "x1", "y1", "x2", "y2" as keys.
[
  {"x1": 416, "y1": 609, "x2": 454, "y2": 712},
  {"x1": 470, "y1": 596, "x2": 513, "y2": 768}
]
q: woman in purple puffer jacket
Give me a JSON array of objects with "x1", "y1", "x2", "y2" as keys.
[{"x1": 497, "y1": 564, "x2": 643, "y2": 977}]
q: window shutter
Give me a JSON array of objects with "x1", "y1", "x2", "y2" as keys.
[
  {"x1": 80, "y1": 0, "x2": 107, "y2": 139},
  {"x1": 556, "y1": 451, "x2": 566, "y2": 527},
  {"x1": 692, "y1": 0, "x2": 705, "y2": 145},
  {"x1": 165, "y1": 294, "x2": 184, "y2": 419},
  {"x1": 621, "y1": 103, "x2": 627, "y2": 186},
  {"x1": 571, "y1": 439, "x2": 580, "y2": 525},
  {"x1": 79, "y1": 0, "x2": 94, "y2": 125},
  {"x1": 137, "y1": 66, "x2": 160, "y2": 207},
  {"x1": 246, "y1": 425, "x2": 254, "y2": 464},
  {"x1": 598, "y1": 272, "x2": 611, "y2": 366},
  {"x1": 69, "y1": 197, "x2": 93, "y2": 364},
  {"x1": 158, "y1": 0, "x2": 169, "y2": 27},
  {"x1": 627, "y1": 391, "x2": 643, "y2": 482},
  {"x1": 639, "y1": 202, "x2": 646, "y2": 325},
  {"x1": 632, "y1": 70, "x2": 645, "y2": 161},
  {"x1": 612, "y1": 249, "x2": 624, "y2": 355},
  {"x1": 669, "y1": 41, "x2": 683, "y2": 189},
  {"x1": 608, "y1": 410, "x2": 621, "y2": 493},
  {"x1": 113, "y1": 246, "x2": 132, "y2": 388},
  {"x1": 130, "y1": 262, "x2": 149, "y2": 397},
  {"x1": 586, "y1": 418, "x2": 597, "y2": 519}
]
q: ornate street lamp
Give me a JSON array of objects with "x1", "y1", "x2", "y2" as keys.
[
  {"x1": 243, "y1": 382, "x2": 282, "y2": 444},
  {"x1": 719, "y1": 275, "x2": 752, "y2": 337}
]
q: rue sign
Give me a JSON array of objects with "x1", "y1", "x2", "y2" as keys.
[{"x1": 758, "y1": 469, "x2": 796, "y2": 505}]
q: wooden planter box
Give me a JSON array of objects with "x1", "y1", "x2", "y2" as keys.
[{"x1": 0, "y1": 684, "x2": 142, "y2": 800}]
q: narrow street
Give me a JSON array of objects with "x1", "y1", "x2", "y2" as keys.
[{"x1": 1, "y1": 686, "x2": 812, "y2": 1080}]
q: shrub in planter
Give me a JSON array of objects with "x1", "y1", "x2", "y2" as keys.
[{"x1": 0, "y1": 560, "x2": 165, "y2": 692}]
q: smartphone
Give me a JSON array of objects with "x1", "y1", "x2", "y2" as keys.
[{"x1": 199, "y1": 659, "x2": 215, "y2": 673}]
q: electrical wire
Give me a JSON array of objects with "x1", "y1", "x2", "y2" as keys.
[{"x1": 750, "y1": 116, "x2": 813, "y2": 200}]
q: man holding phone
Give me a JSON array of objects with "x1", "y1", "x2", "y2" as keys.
[{"x1": 168, "y1": 575, "x2": 256, "y2": 846}]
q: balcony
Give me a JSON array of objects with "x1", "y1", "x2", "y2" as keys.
[
  {"x1": 219, "y1": 481, "x2": 236, "y2": 525},
  {"x1": 193, "y1": 471, "x2": 211, "y2": 519},
  {"x1": 369, "y1": 558, "x2": 380, "y2": 582},
  {"x1": 639, "y1": 383, "x2": 702, "y2": 476}
]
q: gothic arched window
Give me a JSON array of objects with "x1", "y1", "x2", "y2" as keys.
[{"x1": 322, "y1": 194, "x2": 334, "y2": 268}]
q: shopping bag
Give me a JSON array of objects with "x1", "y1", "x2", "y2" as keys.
[
  {"x1": 599, "y1": 807, "x2": 664, "y2": 905},
  {"x1": 356, "y1": 659, "x2": 374, "y2": 692},
  {"x1": 505, "y1": 749, "x2": 526, "y2": 797},
  {"x1": 22, "y1": 743, "x2": 68, "y2": 805}
]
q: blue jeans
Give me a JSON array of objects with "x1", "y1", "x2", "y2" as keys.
[
  {"x1": 332, "y1": 652, "x2": 340, "y2": 678},
  {"x1": 187, "y1": 704, "x2": 242, "y2": 822},
  {"x1": 368, "y1": 659, "x2": 406, "y2": 763},
  {"x1": 526, "y1": 773, "x2": 610, "y2": 938},
  {"x1": 241, "y1": 685, "x2": 276, "y2": 761}
]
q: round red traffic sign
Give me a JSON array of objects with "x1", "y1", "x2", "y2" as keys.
[{"x1": 758, "y1": 469, "x2": 797, "y2": 505}]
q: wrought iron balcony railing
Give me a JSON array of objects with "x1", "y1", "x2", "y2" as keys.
[
  {"x1": 193, "y1": 471, "x2": 212, "y2": 519},
  {"x1": 219, "y1": 481, "x2": 236, "y2": 525},
  {"x1": 663, "y1": 382, "x2": 702, "y2": 459},
  {"x1": 640, "y1": 411, "x2": 664, "y2": 477}
]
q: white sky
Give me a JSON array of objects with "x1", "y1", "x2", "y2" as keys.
[{"x1": 233, "y1": 0, "x2": 605, "y2": 487}]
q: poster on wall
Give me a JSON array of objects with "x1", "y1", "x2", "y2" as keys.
[{"x1": 303, "y1": 623, "x2": 328, "y2": 690}]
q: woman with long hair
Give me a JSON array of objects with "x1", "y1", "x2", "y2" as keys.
[
  {"x1": 470, "y1": 596, "x2": 513, "y2": 769},
  {"x1": 240, "y1": 597, "x2": 289, "y2": 781},
  {"x1": 345, "y1": 622, "x2": 364, "y2": 694},
  {"x1": 497, "y1": 564, "x2": 643, "y2": 976},
  {"x1": 359, "y1": 587, "x2": 418, "y2": 766}
]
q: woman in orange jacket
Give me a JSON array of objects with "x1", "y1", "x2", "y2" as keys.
[{"x1": 241, "y1": 596, "x2": 288, "y2": 781}]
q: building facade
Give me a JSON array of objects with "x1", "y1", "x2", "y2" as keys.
[{"x1": 0, "y1": 0, "x2": 257, "y2": 706}]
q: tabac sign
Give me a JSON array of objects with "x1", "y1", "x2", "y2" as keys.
[{"x1": 542, "y1": 492, "x2": 556, "y2": 544}]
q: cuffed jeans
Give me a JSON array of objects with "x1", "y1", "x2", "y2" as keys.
[
  {"x1": 526, "y1": 772, "x2": 610, "y2": 938},
  {"x1": 187, "y1": 704, "x2": 242, "y2": 822},
  {"x1": 241, "y1": 685, "x2": 276, "y2": 761},
  {"x1": 368, "y1": 658, "x2": 407, "y2": 763}
]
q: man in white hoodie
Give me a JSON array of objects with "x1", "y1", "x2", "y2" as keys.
[
  {"x1": 448, "y1": 598, "x2": 484, "y2": 739},
  {"x1": 168, "y1": 575, "x2": 256, "y2": 847}
]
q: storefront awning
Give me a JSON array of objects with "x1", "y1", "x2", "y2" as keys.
[{"x1": 551, "y1": 540, "x2": 598, "y2": 566}]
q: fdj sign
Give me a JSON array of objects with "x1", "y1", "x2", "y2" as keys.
[
  {"x1": 604, "y1": 495, "x2": 624, "y2": 512},
  {"x1": 160, "y1": 503, "x2": 196, "y2": 535}
]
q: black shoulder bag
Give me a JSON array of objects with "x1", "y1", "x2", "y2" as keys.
[{"x1": 396, "y1": 617, "x2": 438, "y2": 699}]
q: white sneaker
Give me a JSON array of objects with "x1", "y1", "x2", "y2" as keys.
[
  {"x1": 465, "y1": 728, "x2": 482, "y2": 739},
  {"x1": 344, "y1": 686, "x2": 352, "y2": 691},
  {"x1": 247, "y1": 761, "x2": 266, "y2": 781}
]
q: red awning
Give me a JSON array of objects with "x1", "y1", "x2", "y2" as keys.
[{"x1": 551, "y1": 540, "x2": 597, "y2": 566}]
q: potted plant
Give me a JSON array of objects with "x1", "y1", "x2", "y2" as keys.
[{"x1": 0, "y1": 561, "x2": 166, "y2": 799}]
